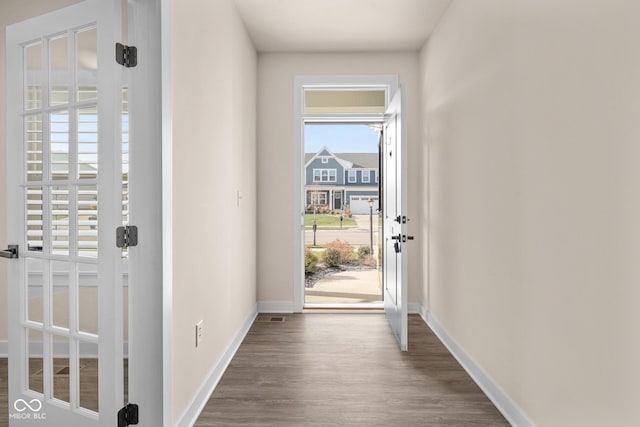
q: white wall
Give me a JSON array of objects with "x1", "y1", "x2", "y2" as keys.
[
  {"x1": 0, "y1": 0, "x2": 83, "y2": 349},
  {"x1": 421, "y1": 1, "x2": 640, "y2": 425},
  {"x1": 257, "y1": 52, "x2": 421, "y2": 307},
  {"x1": 170, "y1": 0, "x2": 257, "y2": 423}
]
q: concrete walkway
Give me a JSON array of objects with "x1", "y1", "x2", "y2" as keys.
[{"x1": 305, "y1": 269, "x2": 382, "y2": 304}]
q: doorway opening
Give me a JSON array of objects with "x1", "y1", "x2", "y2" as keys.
[
  {"x1": 293, "y1": 75, "x2": 399, "y2": 312},
  {"x1": 303, "y1": 123, "x2": 382, "y2": 307}
]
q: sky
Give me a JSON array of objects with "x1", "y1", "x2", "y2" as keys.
[{"x1": 304, "y1": 124, "x2": 379, "y2": 154}]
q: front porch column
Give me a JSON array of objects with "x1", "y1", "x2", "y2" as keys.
[{"x1": 329, "y1": 189, "x2": 334, "y2": 210}]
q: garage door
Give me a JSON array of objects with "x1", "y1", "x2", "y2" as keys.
[{"x1": 349, "y1": 196, "x2": 379, "y2": 214}]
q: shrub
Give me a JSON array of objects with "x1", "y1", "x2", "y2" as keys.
[
  {"x1": 345, "y1": 207, "x2": 352, "y2": 218},
  {"x1": 322, "y1": 248, "x2": 342, "y2": 267},
  {"x1": 360, "y1": 254, "x2": 377, "y2": 267},
  {"x1": 357, "y1": 246, "x2": 371, "y2": 258},
  {"x1": 326, "y1": 239, "x2": 354, "y2": 262},
  {"x1": 305, "y1": 249, "x2": 318, "y2": 273}
]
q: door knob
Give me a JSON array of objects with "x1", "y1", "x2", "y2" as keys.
[{"x1": 0, "y1": 245, "x2": 19, "y2": 259}]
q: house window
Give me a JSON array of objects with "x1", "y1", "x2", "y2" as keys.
[
  {"x1": 348, "y1": 170, "x2": 357, "y2": 183},
  {"x1": 375, "y1": 170, "x2": 378, "y2": 183},
  {"x1": 362, "y1": 170, "x2": 370, "y2": 183},
  {"x1": 321, "y1": 157, "x2": 328, "y2": 163},
  {"x1": 311, "y1": 192, "x2": 327, "y2": 206},
  {"x1": 313, "y1": 169, "x2": 337, "y2": 183}
]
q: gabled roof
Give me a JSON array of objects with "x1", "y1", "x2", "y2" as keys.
[
  {"x1": 304, "y1": 146, "x2": 353, "y2": 169},
  {"x1": 304, "y1": 149, "x2": 378, "y2": 169},
  {"x1": 336, "y1": 153, "x2": 378, "y2": 169}
]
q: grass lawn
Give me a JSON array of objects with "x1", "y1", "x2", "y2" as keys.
[{"x1": 304, "y1": 214, "x2": 357, "y2": 228}]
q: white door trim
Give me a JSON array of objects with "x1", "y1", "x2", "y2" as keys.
[
  {"x1": 127, "y1": 0, "x2": 164, "y2": 426},
  {"x1": 292, "y1": 75, "x2": 398, "y2": 312},
  {"x1": 160, "y1": 0, "x2": 174, "y2": 425}
]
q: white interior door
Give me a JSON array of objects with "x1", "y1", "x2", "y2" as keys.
[
  {"x1": 382, "y1": 86, "x2": 408, "y2": 351},
  {"x1": 5, "y1": 1, "x2": 127, "y2": 425}
]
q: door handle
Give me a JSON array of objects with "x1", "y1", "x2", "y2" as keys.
[{"x1": 0, "y1": 245, "x2": 19, "y2": 259}]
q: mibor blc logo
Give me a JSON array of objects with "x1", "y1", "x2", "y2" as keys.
[{"x1": 9, "y1": 398, "x2": 47, "y2": 421}]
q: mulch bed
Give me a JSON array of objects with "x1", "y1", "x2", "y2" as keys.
[{"x1": 305, "y1": 263, "x2": 376, "y2": 288}]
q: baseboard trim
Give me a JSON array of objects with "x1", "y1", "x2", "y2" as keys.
[
  {"x1": 408, "y1": 302, "x2": 422, "y2": 314},
  {"x1": 258, "y1": 301, "x2": 294, "y2": 313},
  {"x1": 416, "y1": 305, "x2": 534, "y2": 427},
  {"x1": 175, "y1": 303, "x2": 258, "y2": 427}
]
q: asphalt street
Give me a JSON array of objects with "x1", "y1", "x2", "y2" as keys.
[{"x1": 305, "y1": 215, "x2": 379, "y2": 246}]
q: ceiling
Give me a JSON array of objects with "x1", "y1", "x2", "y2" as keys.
[{"x1": 233, "y1": 0, "x2": 451, "y2": 53}]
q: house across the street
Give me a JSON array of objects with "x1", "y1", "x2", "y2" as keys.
[{"x1": 304, "y1": 146, "x2": 379, "y2": 214}]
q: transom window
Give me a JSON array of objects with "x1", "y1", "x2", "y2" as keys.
[
  {"x1": 348, "y1": 170, "x2": 357, "y2": 183},
  {"x1": 313, "y1": 168, "x2": 337, "y2": 182}
]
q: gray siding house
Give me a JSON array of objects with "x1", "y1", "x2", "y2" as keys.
[{"x1": 304, "y1": 147, "x2": 379, "y2": 214}]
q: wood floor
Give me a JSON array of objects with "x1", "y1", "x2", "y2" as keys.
[
  {"x1": 0, "y1": 315, "x2": 508, "y2": 426},
  {"x1": 0, "y1": 359, "x2": 6, "y2": 427},
  {"x1": 194, "y1": 314, "x2": 509, "y2": 426},
  {"x1": 0, "y1": 358, "x2": 115, "y2": 427}
]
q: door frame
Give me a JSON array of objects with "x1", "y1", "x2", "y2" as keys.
[
  {"x1": 126, "y1": 0, "x2": 164, "y2": 425},
  {"x1": 292, "y1": 75, "x2": 398, "y2": 312}
]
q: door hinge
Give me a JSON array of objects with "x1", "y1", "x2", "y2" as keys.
[
  {"x1": 117, "y1": 403, "x2": 139, "y2": 427},
  {"x1": 116, "y1": 43, "x2": 137, "y2": 68},
  {"x1": 116, "y1": 225, "x2": 138, "y2": 248}
]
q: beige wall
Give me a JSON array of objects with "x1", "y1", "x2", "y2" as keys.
[
  {"x1": 257, "y1": 52, "x2": 422, "y2": 306},
  {"x1": 0, "y1": 0, "x2": 83, "y2": 345},
  {"x1": 421, "y1": 0, "x2": 640, "y2": 425},
  {"x1": 170, "y1": 0, "x2": 257, "y2": 423}
]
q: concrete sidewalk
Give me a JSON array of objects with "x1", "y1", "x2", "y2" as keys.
[
  {"x1": 352, "y1": 214, "x2": 379, "y2": 231},
  {"x1": 305, "y1": 269, "x2": 382, "y2": 304}
]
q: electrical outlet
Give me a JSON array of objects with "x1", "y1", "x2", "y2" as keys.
[{"x1": 195, "y1": 320, "x2": 203, "y2": 348}]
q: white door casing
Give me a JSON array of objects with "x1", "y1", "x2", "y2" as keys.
[
  {"x1": 6, "y1": 1, "x2": 127, "y2": 425},
  {"x1": 382, "y1": 86, "x2": 408, "y2": 351},
  {"x1": 293, "y1": 75, "x2": 399, "y2": 311}
]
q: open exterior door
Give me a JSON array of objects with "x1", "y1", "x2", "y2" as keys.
[
  {"x1": 382, "y1": 86, "x2": 408, "y2": 351},
  {"x1": 5, "y1": 1, "x2": 130, "y2": 425}
]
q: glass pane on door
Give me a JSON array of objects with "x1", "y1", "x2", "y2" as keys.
[
  {"x1": 25, "y1": 114, "x2": 43, "y2": 182},
  {"x1": 52, "y1": 334, "x2": 71, "y2": 404},
  {"x1": 76, "y1": 27, "x2": 97, "y2": 102},
  {"x1": 50, "y1": 111, "x2": 70, "y2": 181},
  {"x1": 26, "y1": 258, "x2": 44, "y2": 324},
  {"x1": 27, "y1": 328, "x2": 44, "y2": 394},
  {"x1": 24, "y1": 42, "x2": 43, "y2": 110},
  {"x1": 50, "y1": 35, "x2": 69, "y2": 106},
  {"x1": 26, "y1": 186, "x2": 44, "y2": 252},
  {"x1": 51, "y1": 261, "x2": 71, "y2": 330}
]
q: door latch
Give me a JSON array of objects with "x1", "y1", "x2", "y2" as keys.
[
  {"x1": 0, "y1": 245, "x2": 19, "y2": 259},
  {"x1": 394, "y1": 216, "x2": 409, "y2": 224},
  {"x1": 391, "y1": 234, "x2": 402, "y2": 253}
]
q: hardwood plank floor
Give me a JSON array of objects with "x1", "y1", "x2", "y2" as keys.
[
  {"x1": 194, "y1": 314, "x2": 509, "y2": 426},
  {"x1": 0, "y1": 358, "x2": 6, "y2": 427},
  {"x1": 0, "y1": 315, "x2": 508, "y2": 426},
  {"x1": 0, "y1": 358, "x2": 106, "y2": 427}
]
